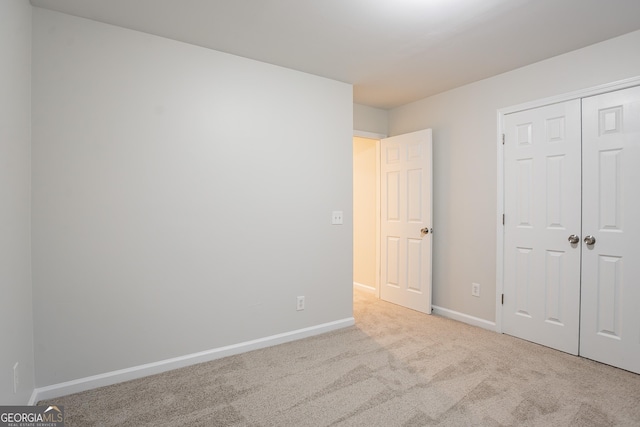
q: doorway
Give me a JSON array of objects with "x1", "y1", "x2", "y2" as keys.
[
  {"x1": 353, "y1": 130, "x2": 434, "y2": 314},
  {"x1": 353, "y1": 135, "x2": 379, "y2": 295}
]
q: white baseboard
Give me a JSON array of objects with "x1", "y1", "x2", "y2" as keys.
[
  {"x1": 353, "y1": 282, "x2": 376, "y2": 293},
  {"x1": 33, "y1": 317, "x2": 355, "y2": 403},
  {"x1": 432, "y1": 305, "x2": 496, "y2": 332}
]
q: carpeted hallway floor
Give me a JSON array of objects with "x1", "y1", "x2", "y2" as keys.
[{"x1": 41, "y1": 289, "x2": 640, "y2": 426}]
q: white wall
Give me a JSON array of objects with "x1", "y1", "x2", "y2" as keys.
[
  {"x1": 389, "y1": 30, "x2": 640, "y2": 322},
  {"x1": 32, "y1": 8, "x2": 353, "y2": 388},
  {"x1": 353, "y1": 103, "x2": 388, "y2": 136},
  {"x1": 0, "y1": 0, "x2": 35, "y2": 404}
]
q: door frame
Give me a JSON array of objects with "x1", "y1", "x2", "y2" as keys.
[
  {"x1": 495, "y1": 76, "x2": 640, "y2": 333},
  {"x1": 353, "y1": 130, "x2": 386, "y2": 298}
]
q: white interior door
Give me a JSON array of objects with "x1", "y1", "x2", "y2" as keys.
[
  {"x1": 503, "y1": 100, "x2": 582, "y2": 354},
  {"x1": 580, "y1": 86, "x2": 640, "y2": 374},
  {"x1": 380, "y1": 129, "x2": 433, "y2": 313}
]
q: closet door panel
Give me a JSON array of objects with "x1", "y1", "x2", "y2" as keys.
[
  {"x1": 503, "y1": 100, "x2": 582, "y2": 354},
  {"x1": 580, "y1": 85, "x2": 640, "y2": 374}
]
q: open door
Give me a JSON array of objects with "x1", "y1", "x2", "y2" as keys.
[{"x1": 380, "y1": 129, "x2": 433, "y2": 313}]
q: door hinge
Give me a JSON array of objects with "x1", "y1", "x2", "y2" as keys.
[
  {"x1": 502, "y1": 214, "x2": 505, "y2": 225},
  {"x1": 501, "y1": 294, "x2": 504, "y2": 305},
  {"x1": 502, "y1": 134, "x2": 505, "y2": 145}
]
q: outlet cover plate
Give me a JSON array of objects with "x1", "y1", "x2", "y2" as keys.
[
  {"x1": 331, "y1": 211, "x2": 343, "y2": 225},
  {"x1": 472, "y1": 283, "x2": 480, "y2": 297}
]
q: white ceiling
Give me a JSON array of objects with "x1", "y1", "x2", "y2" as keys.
[{"x1": 30, "y1": 0, "x2": 640, "y2": 109}]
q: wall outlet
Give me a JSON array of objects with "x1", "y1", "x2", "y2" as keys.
[
  {"x1": 297, "y1": 296, "x2": 305, "y2": 311},
  {"x1": 331, "y1": 211, "x2": 343, "y2": 225},
  {"x1": 13, "y1": 362, "x2": 19, "y2": 394},
  {"x1": 472, "y1": 283, "x2": 481, "y2": 297}
]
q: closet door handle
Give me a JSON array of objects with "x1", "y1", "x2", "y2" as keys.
[
  {"x1": 568, "y1": 234, "x2": 580, "y2": 244},
  {"x1": 584, "y1": 235, "x2": 596, "y2": 245}
]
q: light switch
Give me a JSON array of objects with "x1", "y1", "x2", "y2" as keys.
[{"x1": 332, "y1": 211, "x2": 343, "y2": 225}]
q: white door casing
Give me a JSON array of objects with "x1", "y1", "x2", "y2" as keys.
[
  {"x1": 503, "y1": 100, "x2": 582, "y2": 355},
  {"x1": 580, "y1": 86, "x2": 640, "y2": 374},
  {"x1": 380, "y1": 129, "x2": 433, "y2": 313}
]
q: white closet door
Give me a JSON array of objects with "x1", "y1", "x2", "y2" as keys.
[
  {"x1": 580, "y1": 86, "x2": 640, "y2": 374},
  {"x1": 503, "y1": 100, "x2": 582, "y2": 354}
]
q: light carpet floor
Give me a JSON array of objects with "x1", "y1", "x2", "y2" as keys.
[{"x1": 41, "y1": 289, "x2": 640, "y2": 426}]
